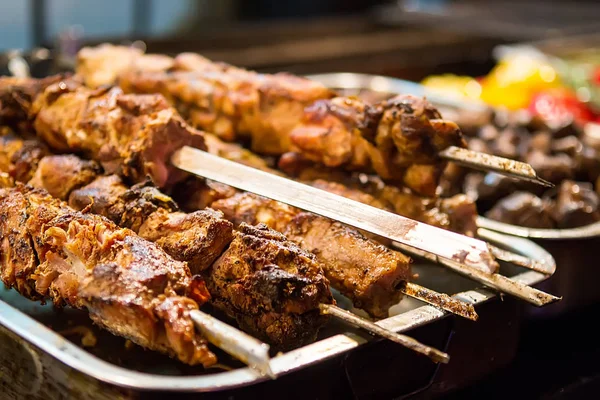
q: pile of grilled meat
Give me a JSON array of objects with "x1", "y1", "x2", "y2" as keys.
[
  {"x1": 0, "y1": 44, "x2": 482, "y2": 368},
  {"x1": 440, "y1": 108, "x2": 600, "y2": 229}
]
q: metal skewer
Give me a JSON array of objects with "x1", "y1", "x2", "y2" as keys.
[
  {"x1": 319, "y1": 304, "x2": 450, "y2": 363},
  {"x1": 488, "y1": 244, "x2": 552, "y2": 275},
  {"x1": 190, "y1": 309, "x2": 275, "y2": 378},
  {"x1": 439, "y1": 146, "x2": 553, "y2": 188},
  {"x1": 399, "y1": 282, "x2": 478, "y2": 321},
  {"x1": 393, "y1": 242, "x2": 560, "y2": 306},
  {"x1": 172, "y1": 146, "x2": 499, "y2": 273}
]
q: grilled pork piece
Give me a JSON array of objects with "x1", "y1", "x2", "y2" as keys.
[
  {"x1": 212, "y1": 192, "x2": 411, "y2": 318},
  {"x1": 0, "y1": 184, "x2": 215, "y2": 366},
  {"x1": 285, "y1": 95, "x2": 466, "y2": 195},
  {"x1": 0, "y1": 136, "x2": 333, "y2": 349},
  {"x1": 78, "y1": 44, "x2": 335, "y2": 154},
  {"x1": 0, "y1": 75, "x2": 64, "y2": 129},
  {"x1": 0, "y1": 75, "x2": 207, "y2": 188},
  {"x1": 202, "y1": 133, "x2": 478, "y2": 237},
  {"x1": 75, "y1": 44, "x2": 467, "y2": 195},
  {"x1": 70, "y1": 178, "x2": 333, "y2": 349},
  {"x1": 69, "y1": 176, "x2": 235, "y2": 274},
  {"x1": 207, "y1": 223, "x2": 332, "y2": 347}
]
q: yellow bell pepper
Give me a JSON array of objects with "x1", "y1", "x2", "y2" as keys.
[
  {"x1": 479, "y1": 54, "x2": 561, "y2": 110},
  {"x1": 422, "y1": 54, "x2": 562, "y2": 110},
  {"x1": 421, "y1": 74, "x2": 482, "y2": 101}
]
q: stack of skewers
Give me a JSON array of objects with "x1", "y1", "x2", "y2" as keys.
[{"x1": 0, "y1": 44, "x2": 560, "y2": 377}]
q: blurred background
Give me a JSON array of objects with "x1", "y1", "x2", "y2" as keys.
[
  {"x1": 1, "y1": 0, "x2": 598, "y2": 80},
  {"x1": 2, "y1": 1, "x2": 600, "y2": 399}
]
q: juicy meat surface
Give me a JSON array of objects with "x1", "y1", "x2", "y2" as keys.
[
  {"x1": 2, "y1": 140, "x2": 333, "y2": 348},
  {"x1": 68, "y1": 176, "x2": 234, "y2": 274},
  {"x1": 29, "y1": 77, "x2": 206, "y2": 188},
  {"x1": 105, "y1": 48, "x2": 335, "y2": 155},
  {"x1": 75, "y1": 45, "x2": 467, "y2": 195},
  {"x1": 0, "y1": 75, "x2": 64, "y2": 129},
  {"x1": 206, "y1": 223, "x2": 333, "y2": 349},
  {"x1": 285, "y1": 95, "x2": 466, "y2": 196},
  {"x1": 29, "y1": 155, "x2": 101, "y2": 200},
  {"x1": 0, "y1": 185, "x2": 215, "y2": 366},
  {"x1": 212, "y1": 192, "x2": 411, "y2": 318}
]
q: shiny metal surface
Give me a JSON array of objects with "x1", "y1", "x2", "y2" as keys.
[{"x1": 439, "y1": 146, "x2": 553, "y2": 188}]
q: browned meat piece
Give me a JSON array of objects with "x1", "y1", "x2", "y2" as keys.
[
  {"x1": 68, "y1": 176, "x2": 233, "y2": 274},
  {"x1": 0, "y1": 133, "x2": 28, "y2": 172},
  {"x1": 0, "y1": 184, "x2": 215, "y2": 366},
  {"x1": 0, "y1": 132, "x2": 50, "y2": 183},
  {"x1": 529, "y1": 131, "x2": 553, "y2": 154},
  {"x1": 491, "y1": 127, "x2": 530, "y2": 160},
  {"x1": 212, "y1": 192, "x2": 411, "y2": 318},
  {"x1": 485, "y1": 192, "x2": 555, "y2": 228},
  {"x1": 29, "y1": 155, "x2": 101, "y2": 199},
  {"x1": 0, "y1": 75, "x2": 64, "y2": 129},
  {"x1": 77, "y1": 44, "x2": 174, "y2": 89},
  {"x1": 28, "y1": 77, "x2": 205, "y2": 188},
  {"x1": 67, "y1": 175, "x2": 130, "y2": 220},
  {"x1": 94, "y1": 46, "x2": 335, "y2": 154},
  {"x1": 9, "y1": 139, "x2": 49, "y2": 182},
  {"x1": 286, "y1": 95, "x2": 466, "y2": 196},
  {"x1": 75, "y1": 45, "x2": 467, "y2": 195},
  {"x1": 549, "y1": 181, "x2": 600, "y2": 228},
  {"x1": 138, "y1": 208, "x2": 234, "y2": 274},
  {"x1": 170, "y1": 176, "x2": 238, "y2": 212},
  {"x1": 573, "y1": 145, "x2": 600, "y2": 183},
  {"x1": 207, "y1": 223, "x2": 333, "y2": 349}
]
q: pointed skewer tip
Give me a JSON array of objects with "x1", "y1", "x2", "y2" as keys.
[{"x1": 319, "y1": 303, "x2": 450, "y2": 363}]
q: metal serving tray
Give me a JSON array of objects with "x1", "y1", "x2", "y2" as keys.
[
  {"x1": 0, "y1": 57, "x2": 555, "y2": 397},
  {"x1": 307, "y1": 72, "x2": 596, "y2": 319},
  {"x1": 0, "y1": 229, "x2": 553, "y2": 399}
]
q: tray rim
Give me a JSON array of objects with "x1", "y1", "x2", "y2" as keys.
[{"x1": 0, "y1": 229, "x2": 554, "y2": 393}]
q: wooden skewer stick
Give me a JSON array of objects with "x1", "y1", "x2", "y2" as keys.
[
  {"x1": 400, "y1": 282, "x2": 478, "y2": 321},
  {"x1": 190, "y1": 310, "x2": 275, "y2": 379},
  {"x1": 319, "y1": 304, "x2": 450, "y2": 364},
  {"x1": 393, "y1": 243, "x2": 560, "y2": 306}
]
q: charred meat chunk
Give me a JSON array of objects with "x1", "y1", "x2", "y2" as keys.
[{"x1": 0, "y1": 185, "x2": 215, "y2": 366}]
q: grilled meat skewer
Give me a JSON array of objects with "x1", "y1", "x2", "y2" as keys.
[
  {"x1": 0, "y1": 133, "x2": 455, "y2": 362},
  {"x1": 0, "y1": 184, "x2": 216, "y2": 366},
  {"x1": 0, "y1": 130, "x2": 407, "y2": 318},
  {"x1": 75, "y1": 44, "x2": 466, "y2": 196},
  {"x1": 0, "y1": 76, "x2": 479, "y2": 319},
  {"x1": 0, "y1": 77, "x2": 414, "y2": 318},
  {"x1": 0, "y1": 74, "x2": 205, "y2": 189},
  {"x1": 0, "y1": 134, "x2": 334, "y2": 350},
  {"x1": 201, "y1": 133, "x2": 478, "y2": 237}
]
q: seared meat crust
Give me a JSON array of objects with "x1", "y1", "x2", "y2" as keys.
[
  {"x1": 0, "y1": 185, "x2": 215, "y2": 366},
  {"x1": 207, "y1": 223, "x2": 333, "y2": 349},
  {"x1": 212, "y1": 193, "x2": 410, "y2": 318},
  {"x1": 0, "y1": 135, "x2": 333, "y2": 348},
  {"x1": 15, "y1": 76, "x2": 207, "y2": 188},
  {"x1": 75, "y1": 45, "x2": 466, "y2": 195}
]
